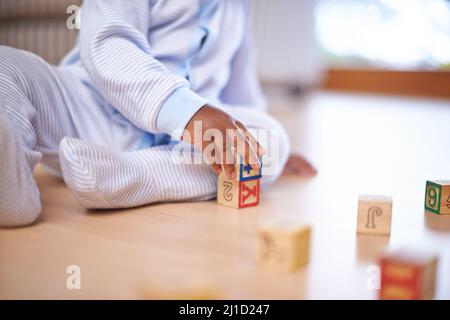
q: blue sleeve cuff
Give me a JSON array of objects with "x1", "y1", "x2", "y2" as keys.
[{"x1": 156, "y1": 87, "x2": 208, "y2": 141}]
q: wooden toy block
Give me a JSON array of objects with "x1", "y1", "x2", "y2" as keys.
[
  {"x1": 217, "y1": 175, "x2": 259, "y2": 208},
  {"x1": 220, "y1": 157, "x2": 262, "y2": 181},
  {"x1": 238, "y1": 161, "x2": 262, "y2": 181},
  {"x1": 257, "y1": 219, "x2": 311, "y2": 272},
  {"x1": 379, "y1": 248, "x2": 438, "y2": 300},
  {"x1": 425, "y1": 180, "x2": 450, "y2": 215},
  {"x1": 357, "y1": 194, "x2": 392, "y2": 236}
]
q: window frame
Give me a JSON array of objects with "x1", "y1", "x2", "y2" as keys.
[{"x1": 322, "y1": 68, "x2": 450, "y2": 99}]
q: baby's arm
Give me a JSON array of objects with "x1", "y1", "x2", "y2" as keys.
[
  {"x1": 79, "y1": 0, "x2": 206, "y2": 138},
  {"x1": 219, "y1": 3, "x2": 266, "y2": 111},
  {"x1": 79, "y1": 1, "x2": 262, "y2": 178}
]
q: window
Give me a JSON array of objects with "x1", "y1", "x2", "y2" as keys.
[{"x1": 316, "y1": 0, "x2": 450, "y2": 70}]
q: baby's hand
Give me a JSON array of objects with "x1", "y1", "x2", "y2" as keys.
[{"x1": 183, "y1": 104, "x2": 265, "y2": 179}]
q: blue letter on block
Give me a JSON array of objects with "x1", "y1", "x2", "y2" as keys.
[{"x1": 239, "y1": 159, "x2": 262, "y2": 181}]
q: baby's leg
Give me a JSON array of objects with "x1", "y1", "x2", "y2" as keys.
[
  {"x1": 0, "y1": 46, "x2": 97, "y2": 226},
  {"x1": 0, "y1": 47, "x2": 69, "y2": 226},
  {"x1": 59, "y1": 137, "x2": 217, "y2": 209},
  {"x1": 0, "y1": 111, "x2": 42, "y2": 226}
]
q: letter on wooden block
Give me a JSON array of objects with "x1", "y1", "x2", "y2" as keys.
[
  {"x1": 257, "y1": 219, "x2": 311, "y2": 272},
  {"x1": 357, "y1": 194, "x2": 392, "y2": 236},
  {"x1": 425, "y1": 180, "x2": 450, "y2": 215},
  {"x1": 239, "y1": 162, "x2": 262, "y2": 181},
  {"x1": 217, "y1": 176, "x2": 259, "y2": 208},
  {"x1": 379, "y1": 249, "x2": 438, "y2": 300},
  {"x1": 220, "y1": 158, "x2": 262, "y2": 182}
]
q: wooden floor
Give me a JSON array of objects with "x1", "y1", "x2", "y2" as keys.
[{"x1": 1, "y1": 91, "x2": 450, "y2": 299}]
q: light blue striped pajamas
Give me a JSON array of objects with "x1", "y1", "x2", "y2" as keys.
[{"x1": 0, "y1": 0, "x2": 289, "y2": 227}]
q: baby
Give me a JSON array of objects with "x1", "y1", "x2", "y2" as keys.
[{"x1": 0, "y1": 0, "x2": 316, "y2": 227}]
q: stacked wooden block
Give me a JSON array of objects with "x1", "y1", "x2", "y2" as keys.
[
  {"x1": 217, "y1": 159, "x2": 261, "y2": 208},
  {"x1": 379, "y1": 249, "x2": 438, "y2": 300}
]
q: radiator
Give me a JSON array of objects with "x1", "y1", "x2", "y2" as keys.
[
  {"x1": 250, "y1": 0, "x2": 323, "y2": 86},
  {"x1": 0, "y1": 0, "x2": 324, "y2": 81},
  {"x1": 0, "y1": 0, "x2": 81, "y2": 64}
]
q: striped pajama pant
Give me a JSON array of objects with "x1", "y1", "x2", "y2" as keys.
[{"x1": 0, "y1": 46, "x2": 289, "y2": 227}]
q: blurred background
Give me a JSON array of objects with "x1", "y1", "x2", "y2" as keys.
[
  {"x1": 0, "y1": 0, "x2": 449, "y2": 98},
  {"x1": 250, "y1": 0, "x2": 450, "y2": 98}
]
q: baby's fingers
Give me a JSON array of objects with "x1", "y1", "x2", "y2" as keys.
[
  {"x1": 220, "y1": 141, "x2": 236, "y2": 179},
  {"x1": 211, "y1": 163, "x2": 222, "y2": 175},
  {"x1": 234, "y1": 121, "x2": 263, "y2": 170},
  {"x1": 208, "y1": 146, "x2": 223, "y2": 175}
]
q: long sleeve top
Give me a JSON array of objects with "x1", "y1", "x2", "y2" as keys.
[{"x1": 60, "y1": 0, "x2": 266, "y2": 140}]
